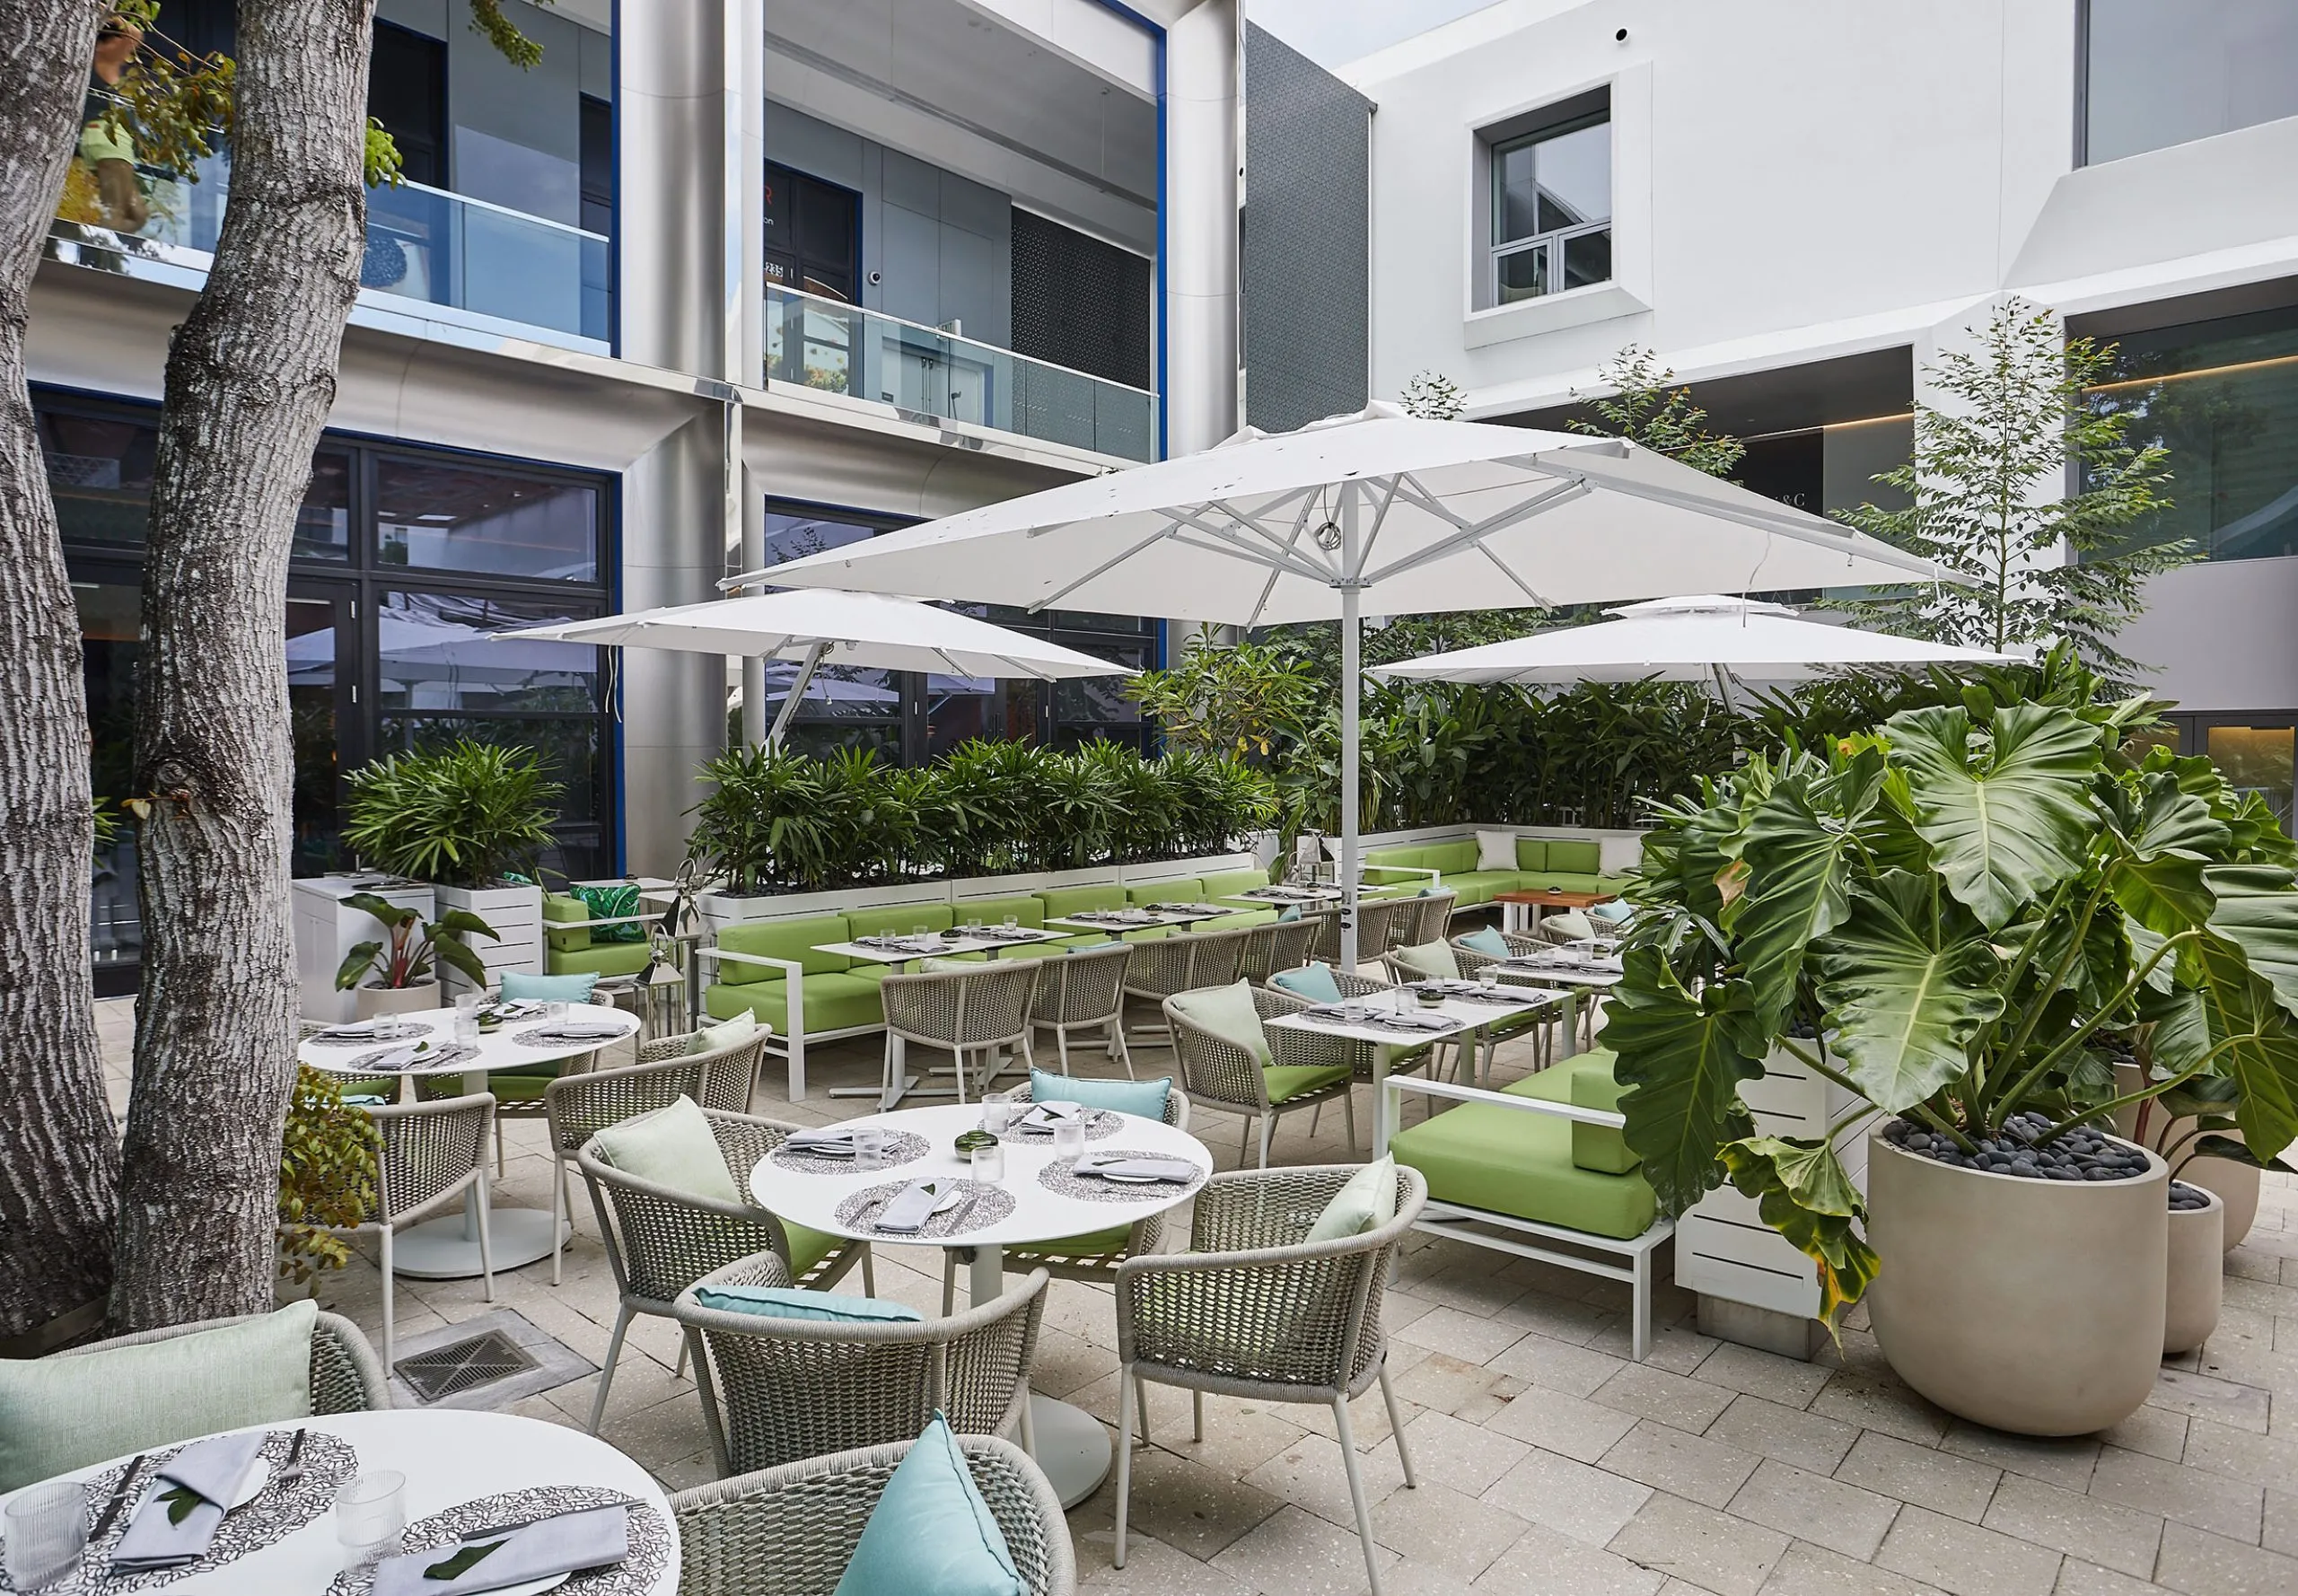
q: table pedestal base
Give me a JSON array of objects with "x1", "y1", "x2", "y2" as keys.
[
  {"x1": 390, "y1": 1206, "x2": 563, "y2": 1280},
  {"x1": 1030, "y1": 1394, "x2": 1114, "y2": 1508}
]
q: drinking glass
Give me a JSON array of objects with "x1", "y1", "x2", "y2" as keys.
[
  {"x1": 965, "y1": 917, "x2": 984, "y2": 934},
  {"x1": 912, "y1": 923, "x2": 930, "y2": 940},
  {"x1": 982, "y1": 1098, "x2": 1014, "y2": 1136},
  {"x1": 1052, "y1": 1119, "x2": 1087, "y2": 1162},
  {"x1": 4, "y1": 1480, "x2": 85, "y2": 1592},
  {"x1": 543, "y1": 1000, "x2": 568, "y2": 1024},
  {"x1": 335, "y1": 1470, "x2": 407, "y2": 1570},
  {"x1": 452, "y1": 992, "x2": 481, "y2": 1047},
  {"x1": 970, "y1": 1143, "x2": 1006, "y2": 1183},
  {"x1": 853, "y1": 1127, "x2": 890, "y2": 1172},
  {"x1": 1002, "y1": 914, "x2": 1020, "y2": 932}
]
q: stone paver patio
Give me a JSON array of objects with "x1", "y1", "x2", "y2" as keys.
[{"x1": 96, "y1": 994, "x2": 2298, "y2": 1596}]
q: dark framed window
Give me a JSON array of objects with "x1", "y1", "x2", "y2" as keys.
[
  {"x1": 1487, "y1": 93, "x2": 1612, "y2": 306},
  {"x1": 367, "y1": 21, "x2": 448, "y2": 189},
  {"x1": 2080, "y1": 0, "x2": 2298, "y2": 166},
  {"x1": 763, "y1": 162, "x2": 860, "y2": 303}
]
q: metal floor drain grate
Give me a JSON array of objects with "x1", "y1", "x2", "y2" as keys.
[{"x1": 394, "y1": 1329, "x2": 539, "y2": 1404}]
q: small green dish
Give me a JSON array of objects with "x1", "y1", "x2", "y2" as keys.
[{"x1": 954, "y1": 1129, "x2": 999, "y2": 1156}]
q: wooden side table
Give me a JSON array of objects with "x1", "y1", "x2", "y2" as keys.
[{"x1": 1492, "y1": 888, "x2": 1618, "y2": 934}]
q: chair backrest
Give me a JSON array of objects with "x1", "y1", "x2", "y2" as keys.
[
  {"x1": 1028, "y1": 942, "x2": 1131, "y2": 1024},
  {"x1": 1351, "y1": 899, "x2": 1408, "y2": 961},
  {"x1": 1235, "y1": 922, "x2": 1282, "y2": 983},
  {"x1": 363, "y1": 1093, "x2": 493, "y2": 1224},
  {"x1": 61, "y1": 1311, "x2": 390, "y2": 1418},
  {"x1": 578, "y1": 1109, "x2": 797, "y2": 1305},
  {"x1": 1262, "y1": 916, "x2": 1321, "y2": 976},
  {"x1": 1302, "y1": 907, "x2": 1343, "y2": 963},
  {"x1": 670, "y1": 1434, "x2": 1074, "y2": 1596},
  {"x1": 675, "y1": 1258, "x2": 1050, "y2": 1475},
  {"x1": 881, "y1": 961, "x2": 1038, "y2": 1048},
  {"x1": 1183, "y1": 925, "x2": 1257, "y2": 988},
  {"x1": 636, "y1": 1029, "x2": 766, "y2": 1112},
  {"x1": 548, "y1": 1055, "x2": 706, "y2": 1157},
  {"x1": 1163, "y1": 987, "x2": 1302, "y2": 1114},
  {"x1": 1413, "y1": 890, "x2": 1458, "y2": 943}
]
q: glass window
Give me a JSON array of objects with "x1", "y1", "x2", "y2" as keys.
[
  {"x1": 926, "y1": 678, "x2": 1040, "y2": 759},
  {"x1": 295, "y1": 450, "x2": 353, "y2": 562},
  {"x1": 376, "y1": 456, "x2": 600, "y2": 582},
  {"x1": 375, "y1": 589, "x2": 600, "y2": 713},
  {"x1": 2085, "y1": 303, "x2": 2298, "y2": 562},
  {"x1": 1489, "y1": 110, "x2": 1610, "y2": 305},
  {"x1": 2205, "y1": 724, "x2": 2294, "y2": 826},
  {"x1": 41, "y1": 411, "x2": 156, "y2": 548},
  {"x1": 2084, "y1": 0, "x2": 2298, "y2": 165}
]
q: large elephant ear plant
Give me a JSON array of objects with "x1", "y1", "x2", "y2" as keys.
[{"x1": 1609, "y1": 647, "x2": 2298, "y2": 1329}]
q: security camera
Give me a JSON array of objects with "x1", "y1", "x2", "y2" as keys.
[
  {"x1": 1616, "y1": 27, "x2": 1628, "y2": 42},
  {"x1": 867, "y1": 269, "x2": 882, "y2": 285}
]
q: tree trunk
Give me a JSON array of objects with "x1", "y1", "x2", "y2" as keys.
[
  {"x1": 0, "y1": 0, "x2": 120, "y2": 1344},
  {"x1": 112, "y1": 0, "x2": 377, "y2": 1330}
]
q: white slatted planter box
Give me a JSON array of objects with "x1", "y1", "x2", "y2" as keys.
[
  {"x1": 293, "y1": 875, "x2": 435, "y2": 1023},
  {"x1": 432, "y1": 882, "x2": 545, "y2": 998},
  {"x1": 697, "y1": 855, "x2": 1267, "y2": 930}
]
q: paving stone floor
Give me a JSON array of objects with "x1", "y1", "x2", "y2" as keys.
[{"x1": 95, "y1": 993, "x2": 2298, "y2": 1596}]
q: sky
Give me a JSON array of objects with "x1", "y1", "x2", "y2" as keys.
[{"x1": 1245, "y1": 0, "x2": 1504, "y2": 68}]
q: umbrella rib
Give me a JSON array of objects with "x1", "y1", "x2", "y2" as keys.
[
  {"x1": 1474, "y1": 539, "x2": 1555, "y2": 608},
  {"x1": 1025, "y1": 519, "x2": 1192, "y2": 613},
  {"x1": 1173, "y1": 505, "x2": 1338, "y2": 583},
  {"x1": 1244, "y1": 496, "x2": 1319, "y2": 630},
  {"x1": 1361, "y1": 478, "x2": 1590, "y2": 586},
  {"x1": 1557, "y1": 461, "x2": 1946, "y2": 575},
  {"x1": 1350, "y1": 476, "x2": 1404, "y2": 578}
]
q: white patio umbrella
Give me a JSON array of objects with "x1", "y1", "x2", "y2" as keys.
[
  {"x1": 1372, "y1": 593, "x2": 2022, "y2": 698},
  {"x1": 494, "y1": 588, "x2": 1133, "y2": 746},
  {"x1": 724, "y1": 407, "x2": 1959, "y2": 964}
]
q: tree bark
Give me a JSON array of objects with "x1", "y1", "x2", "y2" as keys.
[
  {"x1": 112, "y1": 0, "x2": 377, "y2": 1330},
  {"x1": 0, "y1": 0, "x2": 121, "y2": 1343}
]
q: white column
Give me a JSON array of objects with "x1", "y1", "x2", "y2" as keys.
[
  {"x1": 1338, "y1": 486, "x2": 1361, "y2": 974},
  {"x1": 1162, "y1": 0, "x2": 1241, "y2": 459}
]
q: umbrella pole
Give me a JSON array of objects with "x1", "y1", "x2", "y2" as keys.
[
  {"x1": 764, "y1": 641, "x2": 829, "y2": 750},
  {"x1": 1339, "y1": 503, "x2": 1362, "y2": 976}
]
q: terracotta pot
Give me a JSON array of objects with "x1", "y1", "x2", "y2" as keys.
[
  {"x1": 1865, "y1": 1128, "x2": 2166, "y2": 1437},
  {"x1": 2115, "y1": 1064, "x2": 2260, "y2": 1250},
  {"x1": 355, "y1": 979, "x2": 440, "y2": 1020},
  {"x1": 2164, "y1": 1185, "x2": 2225, "y2": 1355}
]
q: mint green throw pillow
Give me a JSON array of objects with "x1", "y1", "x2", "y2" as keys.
[
  {"x1": 1270, "y1": 963, "x2": 1342, "y2": 1004},
  {"x1": 689, "y1": 1011, "x2": 757, "y2": 1055},
  {"x1": 1029, "y1": 1066, "x2": 1169, "y2": 1119},
  {"x1": 589, "y1": 1097, "x2": 740, "y2": 1205},
  {"x1": 692, "y1": 1285, "x2": 922, "y2": 1324},
  {"x1": 1169, "y1": 979, "x2": 1269, "y2": 1065},
  {"x1": 1305, "y1": 1156, "x2": 1399, "y2": 1242},
  {"x1": 832, "y1": 1413, "x2": 1022, "y2": 1596},
  {"x1": 1394, "y1": 940, "x2": 1460, "y2": 979},
  {"x1": 0, "y1": 1301, "x2": 316, "y2": 1492},
  {"x1": 1460, "y1": 926, "x2": 1512, "y2": 957},
  {"x1": 1590, "y1": 899, "x2": 1635, "y2": 925},
  {"x1": 501, "y1": 969, "x2": 601, "y2": 1002},
  {"x1": 1276, "y1": 905, "x2": 1302, "y2": 921}
]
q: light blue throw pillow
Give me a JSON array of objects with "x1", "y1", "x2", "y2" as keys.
[
  {"x1": 692, "y1": 1285, "x2": 923, "y2": 1324},
  {"x1": 1590, "y1": 899, "x2": 1635, "y2": 925},
  {"x1": 1276, "y1": 905, "x2": 1302, "y2": 922},
  {"x1": 500, "y1": 969, "x2": 601, "y2": 1002},
  {"x1": 1030, "y1": 1066, "x2": 1170, "y2": 1119},
  {"x1": 1460, "y1": 926, "x2": 1513, "y2": 957},
  {"x1": 1270, "y1": 963, "x2": 1343, "y2": 1004},
  {"x1": 832, "y1": 1414, "x2": 1023, "y2": 1596}
]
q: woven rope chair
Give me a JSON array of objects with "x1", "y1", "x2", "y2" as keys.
[
  {"x1": 879, "y1": 960, "x2": 1038, "y2": 1104},
  {"x1": 1349, "y1": 898, "x2": 1413, "y2": 969},
  {"x1": 62, "y1": 1311, "x2": 390, "y2": 1416},
  {"x1": 320, "y1": 1092, "x2": 495, "y2": 1373},
  {"x1": 1451, "y1": 937, "x2": 1592, "y2": 1062},
  {"x1": 1024, "y1": 942, "x2": 1134, "y2": 1078},
  {"x1": 417, "y1": 990, "x2": 623, "y2": 1173},
  {"x1": 1245, "y1": 915, "x2": 1321, "y2": 983},
  {"x1": 1304, "y1": 906, "x2": 1344, "y2": 964},
  {"x1": 671, "y1": 1434, "x2": 1074, "y2": 1596},
  {"x1": 577, "y1": 1107, "x2": 869, "y2": 1434},
  {"x1": 1120, "y1": 925, "x2": 1256, "y2": 1053},
  {"x1": 672, "y1": 1251, "x2": 1049, "y2": 1477},
  {"x1": 1113, "y1": 1163, "x2": 1429, "y2": 1596},
  {"x1": 541, "y1": 1040, "x2": 759, "y2": 1286},
  {"x1": 1165, "y1": 986, "x2": 1355, "y2": 1168},
  {"x1": 1261, "y1": 969, "x2": 1452, "y2": 1134},
  {"x1": 1410, "y1": 890, "x2": 1458, "y2": 945}
]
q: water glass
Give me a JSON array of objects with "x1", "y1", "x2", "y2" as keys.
[
  {"x1": 335, "y1": 1470, "x2": 406, "y2": 1570},
  {"x1": 913, "y1": 923, "x2": 930, "y2": 939},
  {"x1": 1052, "y1": 1119, "x2": 1087, "y2": 1162},
  {"x1": 965, "y1": 917, "x2": 985, "y2": 934},
  {"x1": 982, "y1": 1098, "x2": 1014, "y2": 1136},
  {"x1": 1002, "y1": 914, "x2": 1020, "y2": 932},
  {"x1": 452, "y1": 993, "x2": 481, "y2": 1046},
  {"x1": 970, "y1": 1142, "x2": 1006, "y2": 1183},
  {"x1": 543, "y1": 1000, "x2": 568, "y2": 1024},
  {"x1": 4, "y1": 1480, "x2": 85, "y2": 1592},
  {"x1": 853, "y1": 1127, "x2": 890, "y2": 1172}
]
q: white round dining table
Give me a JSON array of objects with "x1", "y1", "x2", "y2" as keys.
[
  {"x1": 0, "y1": 1409, "x2": 677, "y2": 1595},
  {"x1": 298, "y1": 1004, "x2": 640, "y2": 1279},
  {"x1": 748, "y1": 1101, "x2": 1213, "y2": 1507}
]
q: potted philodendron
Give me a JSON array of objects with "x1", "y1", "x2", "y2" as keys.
[
  {"x1": 335, "y1": 892, "x2": 498, "y2": 1017},
  {"x1": 1610, "y1": 648, "x2": 2298, "y2": 1437},
  {"x1": 277, "y1": 1065, "x2": 381, "y2": 1301},
  {"x1": 343, "y1": 741, "x2": 561, "y2": 995}
]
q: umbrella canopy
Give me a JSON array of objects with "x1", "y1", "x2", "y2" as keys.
[
  {"x1": 719, "y1": 408, "x2": 1960, "y2": 963},
  {"x1": 1371, "y1": 594, "x2": 2022, "y2": 687}
]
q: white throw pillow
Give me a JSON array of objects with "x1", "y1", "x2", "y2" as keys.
[{"x1": 1476, "y1": 830, "x2": 1517, "y2": 873}]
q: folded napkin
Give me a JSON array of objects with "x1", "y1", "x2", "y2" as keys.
[
  {"x1": 111, "y1": 1433, "x2": 266, "y2": 1572},
  {"x1": 1017, "y1": 1102, "x2": 1082, "y2": 1131},
  {"x1": 533, "y1": 1022, "x2": 624, "y2": 1042},
  {"x1": 1367, "y1": 1011, "x2": 1457, "y2": 1032},
  {"x1": 371, "y1": 1504, "x2": 630, "y2": 1596},
  {"x1": 873, "y1": 1179, "x2": 948, "y2": 1234},
  {"x1": 784, "y1": 1128, "x2": 858, "y2": 1156},
  {"x1": 1075, "y1": 1157, "x2": 1196, "y2": 1183}
]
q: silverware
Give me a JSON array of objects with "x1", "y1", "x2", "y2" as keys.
[
  {"x1": 946, "y1": 1188, "x2": 982, "y2": 1231},
  {"x1": 90, "y1": 1452, "x2": 146, "y2": 1541},
  {"x1": 276, "y1": 1427, "x2": 309, "y2": 1491}
]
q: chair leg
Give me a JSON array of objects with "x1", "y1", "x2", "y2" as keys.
[
  {"x1": 1632, "y1": 1245, "x2": 1653, "y2": 1362},
  {"x1": 495, "y1": 1116, "x2": 507, "y2": 1179},
  {"x1": 476, "y1": 1174, "x2": 496, "y2": 1305},
  {"x1": 1258, "y1": 1111, "x2": 1274, "y2": 1170},
  {"x1": 674, "y1": 1335, "x2": 690, "y2": 1381},
  {"x1": 1341, "y1": 1086, "x2": 1358, "y2": 1154},
  {"x1": 1380, "y1": 1364, "x2": 1416, "y2": 1488},
  {"x1": 1135, "y1": 1375, "x2": 1152, "y2": 1444},
  {"x1": 1113, "y1": 1365, "x2": 1136, "y2": 1569},
  {"x1": 379, "y1": 1227, "x2": 395, "y2": 1377},
  {"x1": 589, "y1": 1303, "x2": 633, "y2": 1434},
  {"x1": 1193, "y1": 1388, "x2": 1205, "y2": 1443},
  {"x1": 1330, "y1": 1392, "x2": 1386, "y2": 1596},
  {"x1": 1055, "y1": 1026, "x2": 1071, "y2": 1076},
  {"x1": 861, "y1": 1243, "x2": 877, "y2": 1298},
  {"x1": 1018, "y1": 1390, "x2": 1038, "y2": 1460},
  {"x1": 941, "y1": 1252, "x2": 957, "y2": 1317},
  {"x1": 1110, "y1": 1019, "x2": 1134, "y2": 1077}
]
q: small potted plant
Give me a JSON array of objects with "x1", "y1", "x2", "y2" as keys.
[
  {"x1": 335, "y1": 891, "x2": 497, "y2": 1017},
  {"x1": 278, "y1": 1065, "x2": 381, "y2": 1301},
  {"x1": 2127, "y1": 1072, "x2": 2287, "y2": 1353}
]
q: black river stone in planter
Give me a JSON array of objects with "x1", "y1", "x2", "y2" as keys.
[
  {"x1": 2169, "y1": 1179, "x2": 2215, "y2": 1211},
  {"x1": 1881, "y1": 1110, "x2": 2148, "y2": 1182}
]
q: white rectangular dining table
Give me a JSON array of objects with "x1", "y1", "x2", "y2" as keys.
[{"x1": 1266, "y1": 986, "x2": 1554, "y2": 1145}]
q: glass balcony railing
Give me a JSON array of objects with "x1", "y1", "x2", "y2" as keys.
[
  {"x1": 58, "y1": 153, "x2": 610, "y2": 346},
  {"x1": 766, "y1": 284, "x2": 1157, "y2": 462}
]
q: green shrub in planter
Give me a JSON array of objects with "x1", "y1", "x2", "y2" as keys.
[
  {"x1": 278, "y1": 1065, "x2": 381, "y2": 1285},
  {"x1": 343, "y1": 740, "x2": 563, "y2": 888}
]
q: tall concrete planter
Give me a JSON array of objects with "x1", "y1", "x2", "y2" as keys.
[
  {"x1": 2114, "y1": 1064, "x2": 2260, "y2": 1251},
  {"x1": 1865, "y1": 1128, "x2": 2167, "y2": 1437},
  {"x1": 355, "y1": 978, "x2": 440, "y2": 1020},
  {"x1": 2164, "y1": 1186, "x2": 2225, "y2": 1356}
]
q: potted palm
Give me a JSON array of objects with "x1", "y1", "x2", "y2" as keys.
[
  {"x1": 343, "y1": 741, "x2": 561, "y2": 995},
  {"x1": 1611, "y1": 650, "x2": 2298, "y2": 1436},
  {"x1": 334, "y1": 892, "x2": 497, "y2": 1016}
]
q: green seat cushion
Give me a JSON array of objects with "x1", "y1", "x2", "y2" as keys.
[
  {"x1": 1393, "y1": 940, "x2": 1460, "y2": 979},
  {"x1": 1169, "y1": 979, "x2": 1269, "y2": 1065},
  {"x1": 1127, "y1": 878, "x2": 1205, "y2": 906},
  {"x1": 543, "y1": 892, "x2": 592, "y2": 953},
  {"x1": 1514, "y1": 872, "x2": 1609, "y2": 895},
  {"x1": 1425, "y1": 841, "x2": 1478, "y2": 876},
  {"x1": 1270, "y1": 963, "x2": 1342, "y2": 1003},
  {"x1": 831, "y1": 1414, "x2": 1022, "y2": 1596},
  {"x1": 548, "y1": 941, "x2": 653, "y2": 978},
  {"x1": 953, "y1": 895, "x2": 1045, "y2": 929},
  {"x1": 571, "y1": 881, "x2": 646, "y2": 943},
  {"x1": 1199, "y1": 867, "x2": 1277, "y2": 900},
  {"x1": 1570, "y1": 1068, "x2": 1638, "y2": 1175},
  {"x1": 1460, "y1": 926, "x2": 1513, "y2": 957},
  {"x1": 1390, "y1": 1053, "x2": 1654, "y2": 1240},
  {"x1": 1513, "y1": 838, "x2": 1549, "y2": 872},
  {"x1": 0, "y1": 1301, "x2": 316, "y2": 1492},
  {"x1": 706, "y1": 971, "x2": 885, "y2": 1036},
  {"x1": 693, "y1": 1285, "x2": 919, "y2": 1323},
  {"x1": 783, "y1": 1221, "x2": 843, "y2": 1278},
  {"x1": 1306, "y1": 1154, "x2": 1399, "y2": 1241},
  {"x1": 1013, "y1": 1223, "x2": 1134, "y2": 1258},
  {"x1": 715, "y1": 916, "x2": 855, "y2": 982},
  {"x1": 592, "y1": 1097, "x2": 741, "y2": 1205},
  {"x1": 846, "y1": 903, "x2": 954, "y2": 942},
  {"x1": 1443, "y1": 870, "x2": 1520, "y2": 908},
  {"x1": 1197, "y1": 909, "x2": 1276, "y2": 931},
  {"x1": 1264, "y1": 1062, "x2": 1352, "y2": 1103},
  {"x1": 1547, "y1": 839, "x2": 1601, "y2": 874},
  {"x1": 1035, "y1": 884, "x2": 1127, "y2": 920},
  {"x1": 486, "y1": 1065, "x2": 562, "y2": 1103},
  {"x1": 690, "y1": 1011, "x2": 757, "y2": 1053},
  {"x1": 501, "y1": 970, "x2": 600, "y2": 1002},
  {"x1": 1030, "y1": 1066, "x2": 1170, "y2": 1118}
]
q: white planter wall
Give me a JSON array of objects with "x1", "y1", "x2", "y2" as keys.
[
  {"x1": 293, "y1": 875, "x2": 435, "y2": 1023},
  {"x1": 432, "y1": 882, "x2": 545, "y2": 997},
  {"x1": 1677, "y1": 1046, "x2": 1875, "y2": 1320},
  {"x1": 698, "y1": 854, "x2": 1264, "y2": 930}
]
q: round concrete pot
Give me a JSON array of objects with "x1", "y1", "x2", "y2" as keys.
[
  {"x1": 355, "y1": 978, "x2": 440, "y2": 1020},
  {"x1": 2163, "y1": 1184, "x2": 2225, "y2": 1356},
  {"x1": 1865, "y1": 1127, "x2": 2167, "y2": 1437},
  {"x1": 2114, "y1": 1065, "x2": 2260, "y2": 1251}
]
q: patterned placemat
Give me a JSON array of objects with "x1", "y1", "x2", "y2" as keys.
[
  {"x1": 346, "y1": 1041, "x2": 481, "y2": 1072},
  {"x1": 834, "y1": 1180, "x2": 1016, "y2": 1240},
  {"x1": 305, "y1": 1022, "x2": 432, "y2": 1047},
  {"x1": 1039, "y1": 1151, "x2": 1206, "y2": 1205},
  {"x1": 1000, "y1": 1108, "x2": 1122, "y2": 1144},
  {"x1": 0, "y1": 1428, "x2": 360, "y2": 1594},
  {"x1": 511, "y1": 1024, "x2": 633, "y2": 1049},
  {"x1": 767, "y1": 1129, "x2": 930, "y2": 1175},
  {"x1": 323, "y1": 1486, "x2": 671, "y2": 1596}
]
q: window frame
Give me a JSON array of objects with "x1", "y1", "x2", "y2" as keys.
[{"x1": 1475, "y1": 89, "x2": 1614, "y2": 311}]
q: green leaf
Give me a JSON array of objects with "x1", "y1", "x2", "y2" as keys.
[
  {"x1": 1813, "y1": 873, "x2": 2004, "y2": 1112},
  {"x1": 1719, "y1": 1136, "x2": 1881, "y2": 1330},
  {"x1": 2101, "y1": 771, "x2": 2225, "y2": 934},
  {"x1": 1887, "y1": 703, "x2": 2101, "y2": 929},
  {"x1": 161, "y1": 1485, "x2": 204, "y2": 1526},
  {"x1": 2188, "y1": 934, "x2": 2298, "y2": 1167},
  {"x1": 1604, "y1": 951, "x2": 1768, "y2": 1215},
  {"x1": 431, "y1": 908, "x2": 501, "y2": 943},
  {"x1": 2203, "y1": 864, "x2": 2298, "y2": 1022},
  {"x1": 2188, "y1": 1134, "x2": 2291, "y2": 1172},
  {"x1": 342, "y1": 892, "x2": 418, "y2": 931},
  {"x1": 424, "y1": 1539, "x2": 510, "y2": 1581},
  {"x1": 1731, "y1": 754, "x2": 1882, "y2": 1034},
  {"x1": 335, "y1": 941, "x2": 382, "y2": 991},
  {"x1": 427, "y1": 931, "x2": 492, "y2": 988}
]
